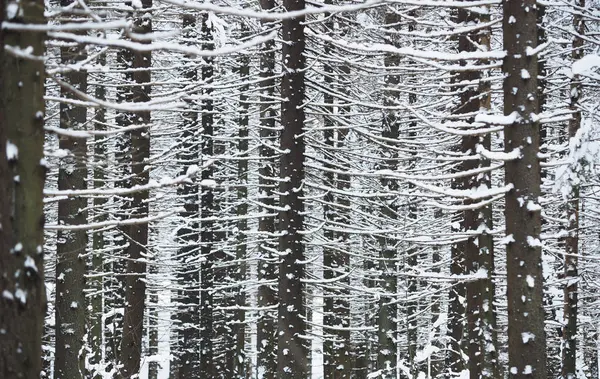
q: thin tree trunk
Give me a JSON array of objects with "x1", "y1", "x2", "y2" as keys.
[
  {"x1": 446, "y1": 10, "x2": 467, "y2": 373},
  {"x1": 454, "y1": 5, "x2": 499, "y2": 379},
  {"x1": 119, "y1": 1, "x2": 152, "y2": 376},
  {"x1": 233, "y1": 28, "x2": 250, "y2": 377},
  {"x1": 256, "y1": 0, "x2": 278, "y2": 376},
  {"x1": 406, "y1": 16, "x2": 419, "y2": 373},
  {"x1": 378, "y1": 10, "x2": 400, "y2": 378},
  {"x1": 430, "y1": 209, "x2": 444, "y2": 379},
  {"x1": 175, "y1": 13, "x2": 201, "y2": 378},
  {"x1": 90, "y1": 49, "x2": 107, "y2": 379},
  {"x1": 0, "y1": 1, "x2": 47, "y2": 377},
  {"x1": 278, "y1": 0, "x2": 308, "y2": 373},
  {"x1": 322, "y1": 3, "x2": 351, "y2": 377},
  {"x1": 55, "y1": 4, "x2": 88, "y2": 378},
  {"x1": 562, "y1": 2, "x2": 584, "y2": 377},
  {"x1": 108, "y1": 17, "x2": 135, "y2": 371},
  {"x1": 503, "y1": 1, "x2": 547, "y2": 378},
  {"x1": 199, "y1": 11, "x2": 216, "y2": 378}
]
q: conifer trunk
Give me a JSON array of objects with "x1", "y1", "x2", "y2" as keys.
[
  {"x1": 175, "y1": 13, "x2": 201, "y2": 378},
  {"x1": 503, "y1": 1, "x2": 546, "y2": 378},
  {"x1": 0, "y1": 1, "x2": 47, "y2": 377},
  {"x1": 199, "y1": 11, "x2": 216, "y2": 377},
  {"x1": 55, "y1": 3, "x2": 88, "y2": 376},
  {"x1": 278, "y1": 0, "x2": 308, "y2": 373},
  {"x1": 562, "y1": 2, "x2": 584, "y2": 377},
  {"x1": 119, "y1": 1, "x2": 152, "y2": 376},
  {"x1": 256, "y1": 0, "x2": 278, "y2": 375},
  {"x1": 378, "y1": 10, "x2": 400, "y2": 378},
  {"x1": 234, "y1": 28, "x2": 250, "y2": 377}
]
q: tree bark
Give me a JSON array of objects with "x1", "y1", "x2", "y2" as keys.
[
  {"x1": 377, "y1": 10, "x2": 400, "y2": 378},
  {"x1": 175, "y1": 13, "x2": 201, "y2": 378},
  {"x1": 233, "y1": 25, "x2": 250, "y2": 378},
  {"x1": 256, "y1": 0, "x2": 278, "y2": 376},
  {"x1": 90, "y1": 47, "x2": 107, "y2": 379},
  {"x1": 455, "y1": 5, "x2": 499, "y2": 379},
  {"x1": 322, "y1": 2, "x2": 351, "y2": 377},
  {"x1": 199, "y1": 11, "x2": 216, "y2": 378},
  {"x1": 278, "y1": 0, "x2": 308, "y2": 374},
  {"x1": 55, "y1": 3, "x2": 88, "y2": 378},
  {"x1": 562, "y1": 2, "x2": 584, "y2": 378},
  {"x1": 119, "y1": 1, "x2": 152, "y2": 376},
  {"x1": 0, "y1": 1, "x2": 47, "y2": 378},
  {"x1": 503, "y1": 0, "x2": 547, "y2": 378}
]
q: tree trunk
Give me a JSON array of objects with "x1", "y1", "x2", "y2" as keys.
[
  {"x1": 278, "y1": 0, "x2": 308, "y2": 374},
  {"x1": 256, "y1": 0, "x2": 278, "y2": 376},
  {"x1": 454, "y1": 5, "x2": 499, "y2": 379},
  {"x1": 233, "y1": 26, "x2": 250, "y2": 378},
  {"x1": 119, "y1": 1, "x2": 152, "y2": 376},
  {"x1": 378, "y1": 10, "x2": 400, "y2": 378},
  {"x1": 108, "y1": 11, "x2": 135, "y2": 370},
  {"x1": 322, "y1": 3, "x2": 351, "y2": 377},
  {"x1": 0, "y1": 1, "x2": 47, "y2": 377},
  {"x1": 199, "y1": 11, "x2": 216, "y2": 378},
  {"x1": 562, "y1": 2, "x2": 584, "y2": 378},
  {"x1": 503, "y1": 0, "x2": 547, "y2": 378},
  {"x1": 90, "y1": 48, "x2": 107, "y2": 379},
  {"x1": 175, "y1": 13, "x2": 201, "y2": 378},
  {"x1": 55, "y1": 4, "x2": 88, "y2": 378}
]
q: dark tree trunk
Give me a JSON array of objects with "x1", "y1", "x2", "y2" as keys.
[
  {"x1": 119, "y1": 1, "x2": 152, "y2": 376},
  {"x1": 430, "y1": 209, "x2": 444, "y2": 379},
  {"x1": 406, "y1": 15, "x2": 419, "y2": 375},
  {"x1": 175, "y1": 14, "x2": 201, "y2": 378},
  {"x1": 378, "y1": 10, "x2": 400, "y2": 378},
  {"x1": 108, "y1": 10, "x2": 135, "y2": 370},
  {"x1": 55, "y1": 4, "x2": 88, "y2": 377},
  {"x1": 562, "y1": 2, "x2": 584, "y2": 378},
  {"x1": 0, "y1": 1, "x2": 47, "y2": 377},
  {"x1": 256, "y1": 0, "x2": 278, "y2": 376},
  {"x1": 233, "y1": 26, "x2": 250, "y2": 378},
  {"x1": 277, "y1": 0, "x2": 308, "y2": 374},
  {"x1": 90, "y1": 49, "x2": 107, "y2": 379},
  {"x1": 503, "y1": 1, "x2": 546, "y2": 378},
  {"x1": 322, "y1": 2, "x2": 351, "y2": 377},
  {"x1": 454, "y1": 5, "x2": 499, "y2": 379},
  {"x1": 199, "y1": 11, "x2": 216, "y2": 378}
]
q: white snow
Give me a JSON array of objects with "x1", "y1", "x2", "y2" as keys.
[
  {"x1": 526, "y1": 200, "x2": 541, "y2": 212},
  {"x1": 24, "y1": 255, "x2": 37, "y2": 273},
  {"x1": 527, "y1": 236, "x2": 542, "y2": 247},
  {"x1": 14, "y1": 288, "x2": 26, "y2": 304},
  {"x1": 2, "y1": 290, "x2": 14, "y2": 301},
  {"x1": 474, "y1": 111, "x2": 520, "y2": 125},
  {"x1": 572, "y1": 54, "x2": 600, "y2": 75},
  {"x1": 526, "y1": 275, "x2": 535, "y2": 288},
  {"x1": 500, "y1": 234, "x2": 515, "y2": 245},
  {"x1": 522, "y1": 332, "x2": 535, "y2": 343},
  {"x1": 200, "y1": 179, "x2": 217, "y2": 188},
  {"x1": 6, "y1": 141, "x2": 18, "y2": 160},
  {"x1": 6, "y1": 3, "x2": 19, "y2": 20},
  {"x1": 185, "y1": 164, "x2": 200, "y2": 176}
]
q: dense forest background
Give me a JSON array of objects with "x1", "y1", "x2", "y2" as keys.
[{"x1": 2, "y1": 0, "x2": 600, "y2": 378}]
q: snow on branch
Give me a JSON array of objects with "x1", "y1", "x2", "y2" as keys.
[
  {"x1": 48, "y1": 30, "x2": 277, "y2": 57},
  {"x1": 553, "y1": 117, "x2": 600, "y2": 199},
  {"x1": 44, "y1": 164, "x2": 210, "y2": 200},
  {"x1": 159, "y1": 0, "x2": 499, "y2": 20},
  {"x1": 309, "y1": 30, "x2": 506, "y2": 62}
]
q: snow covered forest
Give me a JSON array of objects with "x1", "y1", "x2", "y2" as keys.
[{"x1": 3, "y1": 0, "x2": 600, "y2": 378}]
